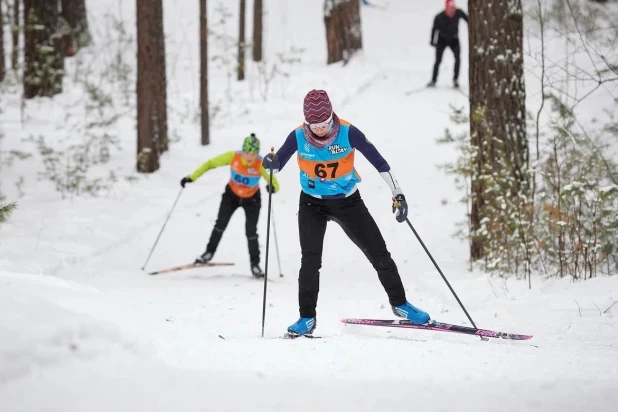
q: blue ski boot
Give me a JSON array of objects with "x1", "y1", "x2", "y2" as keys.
[
  {"x1": 392, "y1": 301, "x2": 430, "y2": 325},
  {"x1": 286, "y1": 317, "x2": 316, "y2": 337}
]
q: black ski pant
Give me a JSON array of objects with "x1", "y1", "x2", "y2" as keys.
[
  {"x1": 431, "y1": 37, "x2": 461, "y2": 83},
  {"x1": 206, "y1": 184, "x2": 261, "y2": 266},
  {"x1": 297, "y1": 190, "x2": 407, "y2": 318}
]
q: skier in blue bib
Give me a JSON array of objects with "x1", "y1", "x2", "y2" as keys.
[{"x1": 263, "y1": 89, "x2": 431, "y2": 337}]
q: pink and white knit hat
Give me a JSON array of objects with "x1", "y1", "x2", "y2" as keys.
[{"x1": 303, "y1": 89, "x2": 333, "y2": 124}]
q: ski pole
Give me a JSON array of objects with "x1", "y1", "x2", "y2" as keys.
[
  {"x1": 271, "y1": 203, "x2": 284, "y2": 278},
  {"x1": 141, "y1": 187, "x2": 184, "y2": 271},
  {"x1": 261, "y1": 148, "x2": 275, "y2": 337},
  {"x1": 393, "y1": 198, "x2": 478, "y2": 329}
]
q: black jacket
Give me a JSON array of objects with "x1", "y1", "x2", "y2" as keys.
[{"x1": 431, "y1": 9, "x2": 468, "y2": 45}]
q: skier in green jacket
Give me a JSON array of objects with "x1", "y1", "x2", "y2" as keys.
[{"x1": 180, "y1": 134, "x2": 280, "y2": 277}]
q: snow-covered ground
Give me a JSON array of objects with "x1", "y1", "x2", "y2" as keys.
[{"x1": 1, "y1": 0, "x2": 617, "y2": 411}]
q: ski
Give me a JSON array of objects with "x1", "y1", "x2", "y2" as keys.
[
  {"x1": 341, "y1": 318, "x2": 532, "y2": 340},
  {"x1": 148, "y1": 261, "x2": 235, "y2": 275},
  {"x1": 282, "y1": 333, "x2": 321, "y2": 340},
  {"x1": 405, "y1": 86, "x2": 428, "y2": 96}
]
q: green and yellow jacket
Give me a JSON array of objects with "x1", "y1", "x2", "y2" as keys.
[{"x1": 190, "y1": 151, "x2": 280, "y2": 198}]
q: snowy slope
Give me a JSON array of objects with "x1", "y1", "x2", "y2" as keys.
[{"x1": 1, "y1": 0, "x2": 617, "y2": 411}]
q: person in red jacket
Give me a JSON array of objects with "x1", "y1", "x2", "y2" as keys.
[{"x1": 428, "y1": 0, "x2": 468, "y2": 88}]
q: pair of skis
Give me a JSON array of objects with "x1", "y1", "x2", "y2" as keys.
[
  {"x1": 283, "y1": 318, "x2": 532, "y2": 341},
  {"x1": 147, "y1": 261, "x2": 234, "y2": 276},
  {"x1": 148, "y1": 261, "x2": 278, "y2": 282}
]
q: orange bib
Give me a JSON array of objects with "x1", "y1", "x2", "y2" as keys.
[{"x1": 229, "y1": 152, "x2": 263, "y2": 198}]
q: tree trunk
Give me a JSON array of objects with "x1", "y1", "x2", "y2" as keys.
[
  {"x1": 200, "y1": 0, "x2": 210, "y2": 145},
  {"x1": 324, "y1": 0, "x2": 362, "y2": 65},
  {"x1": 152, "y1": 0, "x2": 168, "y2": 152},
  {"x1": 237, "y1": 0, "x2": 246, "y2": 80},
  {"x1": 252, "y1": 0, "x2": 262, "y2": 62},
  {"x1": 23, "y1": 0, "x2": 64, "y2": 98},
  {"x1": 60, "y1": 0, "x2": 92, "y2": 55},
  {"x1": 468, "y1": 0, "x2": 528, "y2": 260},
  {"x1": 11, "y1": 0, "x2": 19, "y2": 70},
  {"x1": 0, "y1": 1, "x2": 5, "y2": 82},
  {"x1": 136, "y1": 0, "x2": 161, "y2": 173}
]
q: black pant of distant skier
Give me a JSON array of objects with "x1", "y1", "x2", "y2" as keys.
[
  {"x1": 428, "y1": 0, "x2": 468, "y2": 88},
  {"x1": 431, "y1": 38, "x2": 461, "y2": 86},
  {"x1": 297, "y1": 190, "x2": 407, "y2": 318},
  {"x1": 205, "y1": 184, "x2": 261, "y2": 268}
]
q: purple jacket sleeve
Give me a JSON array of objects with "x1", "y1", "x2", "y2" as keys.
[
  {"x1": 348, "y1": 125, "x2": 391, "y2": 172},
  {"x1": 274, "y1": 130, "x2": 298, "y2": 171}
]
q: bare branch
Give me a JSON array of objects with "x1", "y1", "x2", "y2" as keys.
[
  {"x1": 604, "y1": 298, "x2": 617, "y2": 314},
  {"x1": 591, "y1": 301, "x2": 602, "y2": 316},
  {"x1": 573, "y1": 299, "x2": 582, "y2": 317},
  {"x1": 570, "y1": 115, "x2": 618, "y2": 185},
  {"x1": 565, "y1": 0, "x2": 615, "y2": 80}
]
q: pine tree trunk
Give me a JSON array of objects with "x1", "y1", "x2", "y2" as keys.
[
  {"x1": 23, "y1": 0, "x2": 64, "y2": 98},
  {"x1": 152, "y1": 0, "x2": 168, "y2": 152},
  {"x1": 324, "y1": 0, "x2": 362, "y2": 65},
  {"x1": 60, "y1": 0, "x2": 92, "y2": 55},
  {"x1": 136, "y1": 0, "x2": 161, "y2": 173},
  {"x1": 11, "y1": 0, "x2": 19, "y2": 71},
  {"x1": 200, "y1": 0, "x2": 210, "y2": 145},
  {"x1": 252, "y1": 0, "x2": 263, "y2": 62},
  {"x1": 468, "y1": 0, "x2": 528, "y2": 260},
  {"x1": 0, "y1": 1, "x2": 5, "y2": 82},
  {"x1": 237, "y1": 0, "x2": 246, "y2": 80}
]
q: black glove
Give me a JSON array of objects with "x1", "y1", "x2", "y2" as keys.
[
  {"x1": 180, "y1": 176, "x2": 192, "y2": 188},
  {"x1": 265, "y1": 184, "x2": 276, "y2": 194},
  {"x1": 391, "y1": 194, "x2": 408, "y2": 223},
  {"x1": 262, "y1": 153, "x2": 280, "y2": 171}
]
